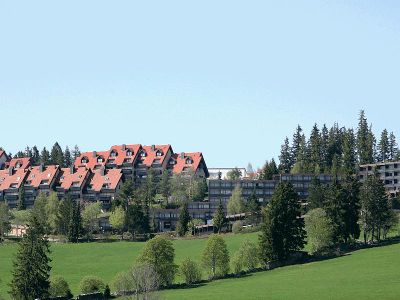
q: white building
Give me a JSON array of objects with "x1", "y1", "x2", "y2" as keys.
[{"x1": 208, "y1": 167, "x2": 247, "y2": 180}]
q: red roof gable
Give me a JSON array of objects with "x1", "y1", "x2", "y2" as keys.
[
  {"x1": 58, "y1": 167, "x2": 90, "y2": 190},
  {"x1": 87, "y1": 168, "x2": 122, "y2": 192},
  {"x1": 109, "y1": 144, "x2": 142, "y2": 167},
  {"x1": 74, "y1": 151, "x2": 110, "y2": 170},
  {"x1": 0, "y1": 168, "x2": 29, "y2": 190},
  {"x1": 171, "y1": 152, "x2": 204, "y2": 174},
  {"x1": 140, "y1": 145, "x2": 172, "y2": 167},
  {"x1": 25, "y1": 165, "x2": 59, "y2": 188},
  {"x1": 7, "y1": 157, "x2": 32, "y2": 170}
]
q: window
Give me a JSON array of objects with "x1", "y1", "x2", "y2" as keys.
[
  {"x1": 40, "y1": 180, "x2": 49, "y2": 185},
  {"x1": 169, "y1": 159, "x2": 175, "y2": 165},
  {"x1": 10, "y1": 183, "x2": 18, "y2": 188},
  {"x1": 81, "y1": 157, "x2": 88, "y2": 164},
  {"x1": 186, "y1": 158, "x2": 193, "y2": 164},
  {"x1": 123, "y1": 158, "x2": 132, "y2": 163},
  {"x1": 156, "y1": 150, "x2": 163, "y2": 156},
  {"x1": 126, "y1": 150, "x2": 133, "y2": 156},
  {"x1": 140, "y1": 151, "x2": 147, "y2": 157},
  {"x1": 72, "y1": 181, "x2": 80, "y2": 187},
  {"x1": 97, "y1": 157, "x2": 104, "y2": 163},
  {"x1": 110, "y1": 150, "x2": 117, "y2": 157}
]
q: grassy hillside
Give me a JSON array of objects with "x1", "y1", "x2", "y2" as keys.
[
  {"x1": 163, "y1": 242, "x2": 400, "y2": 300},
  {"x1": 0, "y1": 232, "x2": 258, "y2": 298}
]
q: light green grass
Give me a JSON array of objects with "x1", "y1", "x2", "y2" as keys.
[
  {"x1": 0, "y1": 232, "x2": 258, "y2": 298},
  {"x1": 163, "y1": 242, "x2": 400, "y2": 300}
]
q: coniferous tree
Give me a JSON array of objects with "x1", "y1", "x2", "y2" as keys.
[
  {"x1": 367, "y1": 128, "x2": 377, "y2": 163},
  {"x1": 307, "y1": 177, "x2": 325, "y2": 210},
  {"x1": 278, "y1": 137, "x2": 292, "y2": 173},
  {"x1": 246, "y1": 190, "x2": 261, "y2": 224},
  {"x1": 57, "y1": 196, "x2": 73, "y2": 236},
  {"x1": 50, "y1": 142, "x2": 65, "y2": 166},
  {"x1": 64, "y1": 146, "x2": 72, "y2": 167},
  {"x1": 10, "y1": 214, "x2": 51, "y2": 300},
  {"x1": 115, "y1": 180, "x2": 135, "y2": 211},
  {"x1": 177, "y1": 202, "x2": 191, "y2": 236},
  {"x1": 259, "y1": 182, "x2": 305, "y2": 264},
  {"x1": 72, "y1": 145, "x2": 81, "y2": 161},
  {"x1": 125, "y1": 202, "x2": 150, "y2": 238},
  {"x1": 357, "y1": 110, "x2": 370, "y2": 164},
  {"x1": 377, "y1": 129, "x2": 390, "y2": 162},
  {"x1": 159, "y1": 170, "x2": 171, "y2": 204},
  {"x1": 291, "y1": 134, "x2": 309, "y2": 173},
  {"x1": 17, "y1": 184, "x2": 25, "y2": 211},
  {"x1": 388, "y1": 132, "x2": 398, "y2": 161},
  {"x1": 213, "y1": 201, "x2": 225, "y2": 234},
  {"x1": 309, "y1": 123, "x2": 322, "y2": 173},
  {"x1": 24, "y1": 146, "x2": 32, "y2": 158},
  {"x1": 41, "y1": 147, "x2": 51, "y2": 166},
  {"x1": 291, "y1": 125, "x2": 303, "y2": 167},
  {"x1": 68, "y1": 200, "x2": 82, "y2": 243},
  {"x1": 320, "y1": 124, "x2": 329, "y2": 172},
  {"x1": 342, "y1": 129, "x2": 357, "y2": 175},
  {"x1": 341, "y1": 176, "x2": 361, "y2": 242},
  {"x1": 32, "y1": 146, "x2": 40, "y2": 165},
  {"x1": 260, "y1": 159, "x2": 278, "y2": 180}
]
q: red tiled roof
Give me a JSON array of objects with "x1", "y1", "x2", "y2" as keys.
[
  {"x1": 58, "y1": 167, "x2": 90, "y2": 190},
  {"x1": 87, "y1": 168, "x2": 122, "y2": 192},
  {"x1": 171, "y1": 152, "x2": 203, "y2": 174},
  {"x1": 74, "y1": 151, "x2": 110, "y2": 169},
  {"x1": 0, "y1": 168, "x2": 29, "y2": 191},
  {"x1": 140, "y1": 145, "x2": 172, "y2": 167},
  {"x1": 6, "y1": 157, "x2": 32, "y2": 170},
  {"x1": 109, "y1": 144, "x2": 142, "y2": 167},
  {"x1": 25, "y1": 165, "x2": 59, "y2": 188}
]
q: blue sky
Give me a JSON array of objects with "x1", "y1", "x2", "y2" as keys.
[{"x1": 0, "y1": 1, "x2": 399, "y2": 169}]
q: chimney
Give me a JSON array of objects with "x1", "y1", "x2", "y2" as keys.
[
  {"x1": 70, "y1": 165, "x2": 74, "y2": 174},
  {"x1": 92, "y1": 151, "x2": 97, "y2": 158},
  {"x1": 100, "y1": 166, "x2": 105, "y2": 176},
  {"x1": 122, "y1": 144, "x2": 126, "y2": 151},
  {"x1": 180, "y1": 152, "x2": 185, "y2": 159},
  {"x1": 8, "y1": 167, "x2": 13, "y2": 176},
  {"x1": 151, "y1": 145, "x2": 155, "y2": 151},
  {"x1": 39, "y1": 164, "x2": 44, "y2": 172}
]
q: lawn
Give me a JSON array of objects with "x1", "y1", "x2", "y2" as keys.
[
  {"x1": 0, "y1": 232, "x2": 258, "y2": 298},
  {"x1": 163, "y1": 242, "x2": 400, "y2": 300}
]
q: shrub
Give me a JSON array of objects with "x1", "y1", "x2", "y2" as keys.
[
  {"x1": 103, "y1": 285, "x2": 111, "y2": 299},
  {"x1": 231, "y1": 240, "x2": 259, "y2": 275},
  {"x1": 49, "y1": 276, "x2": 73, "y2": 298},
  {"x1": 231, "y1": 252, "x2": 243, "y2": 275},
  {"x1": 232, "y1": 221, "x2": 244, "y2": 234},
  {"x1": 180, "y1": 258, "x2": 202, "y2": 285},
  {"x1": 112, "y1": 271, "x2": 133, "y2": 296},
  {"x1": 122, "y1": 231, "x2": 133, "y2": 240},
  {"x1": 201, "y1": 234, "x2": 230, "y2": 279},
  {"x1": 305, "y1": 208, "x2": 335, "y2": 255},
  {"x1": 79, "y1": 276, "x2": 105, "y2": 294}
]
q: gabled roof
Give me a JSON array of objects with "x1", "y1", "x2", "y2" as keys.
[
  {"x1": 74, "y1": 151, "x2": 110, "y2": 169},
  {"x1": 0, "y1": 150, "x2": 8, "y2": 159},
  {"x1": 6, "y1": 157, "x2": 32, "y2": 170},
  {"x1": 171, "y1": 152, "x2": 206, "y2": 174},
  {"x1": 87, "y1": 168, "x2": 122, "y2": 192},
  {"x1": 25, "y1": 165, "x2": 60, "y2": 188},
  {"x1": 109, "y1": 144, "x2": 142, "y2": 166},
  {"x1": 140, "y1": 145, "x2": 172, "y2": 167},
  {"x1": 58, "y1": 167, "x2": 91, "y2": 190},
  {"x1": 0, "y1": 168, "x2": 29, "y2": 191}
]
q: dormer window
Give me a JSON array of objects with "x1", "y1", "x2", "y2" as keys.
[
  {"x1": 126, "y1": 149, "x2": 133, "y2": 157},
  {"x1": 97, "y1": 156, "x2": 104, "y2": 163},
  {"x1": 123, "y1": 158, "x2": 132, "y2": 163},
  {"x1": 40, "y1": 179, "x2": 49, "y2": 185},
  {"x1": 156, "y1": 150, "x2": 163, "y2": 157},
  {"x1": 169, "y1": 159, "x2": 176, "y2": 165},
  {"x1": 47, "y1": 173, "x2": 51, "y2": 178},
  {"x1": 110, "y1": 150, "x2": 117, "y2": 157},
  {"x1": 81, "y1": 157, "x2": 88, "y2": 164},
  {"x1": 15, "y1": 162, "x2": 21, "y2": 168},
  {"x1": 140, "y1": 151, "x2": 147, "y2": 157},
  {"x1": 10, "y1": 183, "x2": 18, "y2": 188},
  {"x1": 186, "y1": 158, "x2": 193, "y2": 165}
]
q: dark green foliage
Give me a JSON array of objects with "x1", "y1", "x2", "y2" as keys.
[
  {"x1": 309, "y1": 123, "x2": 322, "y2": 173},
  {"x1": 177, "y1": 202, "x2": 191, "y2": 236},
  {"x1": 57, "y1": 196, "x2": 73, "y2": 236},
  {"x1": 307, "y1": 177, "x2": 326, "y2": 210},
  {"x1": 260, "y1": 159, "x2": 278, "y2": 180},
  {"x1": 159, "y1": 170, "x2": 171, "y2": 203},
  {"x1": 0, "y1": 203, "x2": 11, "y2": 242},
  {"x1": 31, "y1": 146, "x2": 40, "y2": 165},
  {"x1": 79, "y1": 276, "x2": 105, "y2": 294},
  {"x1": 291, "y1": 125, "x2": 303, "y2": 166},
  {"x1": 116, "y1": 180, "x2": 135, "y2": 210},
  {"x1": 377, "y1": 129, "x2": 390, "y2": 162},
  {"x1": 191, "y1": 177, "x2": 208, "y2": 201},
  {"x1": 246, "y1": 190, "x2": 261, "y2": 224},
  {"x1": 259, "y1": 182, "x2": 306, "y2": 263},
  {"x1": 68, "y1": 200, "x2": 82, "y2": 243},
  {"x1": 388, "y1": 132, "x2": 398, "y2": 161},
  {"x1": 103, "y1": 284, "x2": 111, "y2": 299},
  {"x1": 10, "y1": 214, "x2": 51, "y2": 300},
  {"x1": 50, "y1": 142, "x2": 65, "y2": 166},
  {"x1": 226, "y1": 168, "x2": 242, "y2": 180},
  {"x1": 40, "y1": 147, "x2": 51, "y2": 166},
  {"x1": 342, "y1": 129, "x2": 357, "y2": 175},
  {"x1": 17, "y1": 184, "x2": 25, "y2": 211},
  {"x1": 125, "y1": 202, "x2": 150, "y2": 237},
  {"x1": 49, "y1": 276, "x2": 73, "y2": 298},
  {"x1": 64, "y1": 146, "x2": 72, "y2": 167},
  {"x1": 213, "y1": 201, "x2": 226, "y2": 234},
  {"x1": 72, "y1": 145, "x2": 81, "y2": 161},
  {"x1": 279, "y1": 137, "x2": 292, "y2": 173}
]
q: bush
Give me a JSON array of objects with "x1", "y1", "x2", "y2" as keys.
[
  {"x1": 305, "y1": 208, "x2": 335, "y2": 255},
  {"x1": 232, "y1": 221, "x2": 244, "y2": 234},
  {"x1": 180, "y1": 258, "x2": 202, "y2": 285},
  {"x1": 79, "y1": 276, "x2": 105, "y2": 294},
  {"x1": 201, "y1": 234, "x2": 230, "y2": 279},
  {"x1": 112, "y1": 271, "x2": 133, "y2": 296},
  {"x1": 49, "y1": 276, "x2": 73, "y2": 298},
  {"x1": 103, "y1": 285, "x2": 111, "y2": 299},
  {"x1": 122, "y1": 231, "x2": 133, "y2": 240},
  {"x1": 231, "y1": 252, "x2": 243, "y2": 275}
]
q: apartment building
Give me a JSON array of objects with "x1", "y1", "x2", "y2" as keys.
[
  {"x1": 0, "y1": 167, "x2": 30, "y2": 208},
  {"x1": 56, "y1": 166, "x2": 92, "y2": 200},
  {"x1": 359, "y1": 161, "x2": 400, "y2": 197}
]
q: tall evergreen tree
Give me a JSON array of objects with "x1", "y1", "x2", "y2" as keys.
[
  {"x1": 291, "y1": 134, "x2": 309, "y2": 173},
  {"x1": 388, "y1": 132, "x2": 398, "y2": 161},
  {"x1": 32, "y1": 146, "x2": 40, "y2": 165},
  {"x1": 125, "y1": 202, "x2": 150, "y2": 238},
  {"x1": 64, "y1": 146, "x2": 72, "y2": 167},
  {"x1": 341, "y1": 176, "x2": 361, "y2": 242},
  {"x1": 377, "y1": 129, "x2": 390, "y2": 162},
  {"x1": 320, "y1": 124, "x2": 329, "y2": 172},
  {"x1": 68, "y1": 200, "x2": 82, "y2": 243},
  {"x1": 342, "y1": 129, "x2": 357, "y2": 175},
  {"x1": 10, "y1": 214, "x2": 51, "y2": 300},
  {"x1": 72, "y1": 145, "x2": 81, "y2": 161},
  {"x1": 24, "y1": 146, "x2": 32, "y2": 158},
  {"x1": 177, "y1": 202, "x2": 191, "y2": 236},
  {"x1": 17, "y1": 184, "x2": 25, "y2": 211},
  {"x1": 260, "y1": 159, "x2": 278, "y2": 180},
  {"x1": 357, "y1": 110, "x2": 370, "y2": 164},
  {"x1": 309, "y1": 123, "x2": 322, "y2": 173},
  {"x1": 259, "y1": 182, "x2": 306, "y2": 263},
  {"x1": 40, "y1": 147, "x2": 51, "y2": 166},
  {"x1": 159, "y1": 170, "x2": 171, "y2": 204},
  {"x1": 291, "y1": 125, "x2": 303, "y2": 167},
  {"x1": 307, "y1": 177, "x2": 325, "y2": 210},
  {"x1": 50, "y1": 142, "x2": 65, "y2": 166},
  {"x1": 278, "y1": 137, "x2": 292, "y2": 173},
  {"x1": 213, "y1": 201, "x2": 225, "y2": 234},
  {"x1": 57, "y1": 196, "x2": 73, "y2": 236}
]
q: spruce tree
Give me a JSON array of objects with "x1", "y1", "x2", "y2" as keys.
[
  {"x1": 291, "y1": 134, "x2": 309, "y2": 173},
  {"x1": 259, "y1": 182, "x2": 305, "y2": 263},
  {"x1": 388, "y1": 132, "x2": 398, "y2": 161},
  {"x1": 341, "y1": 175, "x2": 361, "y2": 242},
  {"x1": 377, "y1": 129, "x2": 390, "y2": 162},
  {"x1": 246, "y1": 190, "x2": 261, "y2": 224},
  {"x1": 177, "y1": 202, "x2": 191, "y2": 236},
  {"x1": 320, "y1": 124, "x2": 329, "y2": 172},
  {"x1": 72, "y1": 145, "x2": 81, "y2": 161},
  {"x1": 278, "y1": 137, "x2": 292, "y2": 173},
  {"x1": 57, "y1": 196, "x2": 73, "y2": 236},
  {"x1": 50, "y1": 142, "x2": 65, "y2": 166},
  {"x1": 309, "y1": 123, "x2": 322, "y2": 173},
  {"x1": 32, "y1": 146, "x2": 40, "y2": 165},
  {"x1": 64, "y1": 146, "x2": 72, "y2": 167},
  {"x1": 40, "y1": 147, "x2": 51, "y2": 166},
  {"x1": 342, "y1": 129, "x2": 357, "y2": 175},
  {"x1": 357, "y1": 110, "x2": 370, "y2": 164},
  {"x1": 291, "y1": 125, "x2": 303, "y2": 167},
  {"x1": 10, "y1": 214, "x2": 51, "y2": 299},
  {"x1": 68, "y1": 200, "x2": 82, "y2": 243},
  {"x1": 307, "y1": 177, "x2": 325, "y2": 210},
  {"x1": 17, "y1": 184, "x2": 25, "y2": 211},
  {"x1": 213, "y1": 201, "x2": 225, "y2": 234},
  {"x1": 159, "y1": 170, "x2": 171, "y2": 204}
]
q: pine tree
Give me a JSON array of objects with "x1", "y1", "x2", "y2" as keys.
[
  {"x1": 388, "y1": 132, "x2": 398, "y2": 161},
  {"x1": 64, "y1": 146, "x2": 72, "y2": 167},
  {"x1": 377, "y1": 129, "x2": 390, "y2": 162},
  {"x1": 40, "y1": 147, "x2": 51, "y2": 166},
  {"x1": 342, "y1": 129, "x2": 357, "y2": 175},
  {"x1": 32, "y1": 146, "x2": 40, "y2": 165},
  {"x1": 324, "y1": 179, "x2": 347, "y2": 243},
  {"x1": 17, "y1": 184, "x2": 25, "y2": 211},
  {"x1": 291, "y1": 125, "x2": 303, "y2": 167},
  {"x1": 341, "y1": 175, "x2": 361, "y2": 242},
  {"x1": 213, "y1": 201, "x2": 225, "y2": 234},
  {"x1": 278, "y1": 137, "x2": 292, "y2": 173},
  {"x1": 159, "y1": 170, "x2": 171, "y2": 204},
  {"x1": 259, "y1": 182, "x2": 305, "y2": 263},
  {"x1": 177, "y1": 202, "x2": 191, "y2": 236},
  {"x1": 291, "y1": 134, "x2": 309, "y2": 173},
  {"x1": 10, "y1": 214, "x2": 51, "y2": 300},
  {"x1": 320, "y1": 124, "x2": 329, "y2": 172},
  {"x1": 24, "y1": 146, "x2": 32, "y2": 158},
  {"x1": 357, "y1": 110, "x2": 370, "y2": 164},
  {"x1": 261, "y1": 159, "x2": 278, "y2": 180},
  {"x1": 68, "y1": 200, "x2": 82, "y2": 243},
  {"x1": 125, "y1": 202, "x2": 150, "y2": 238},
  {"x1": 57, "y1": 196, "x2": 73, "y2": 236},
  {"x1": 72, "y1": 145, "x2": 81, "y2": 161},
  {"x1": 50, "y1": 142, "x2": 65, "y2": 166},
  {"x1": 307, "y1": 177, "x2": 325, "y2": 210},
  {"x1": 309, "y1": 123, "x2": 322, "y2": 173}
]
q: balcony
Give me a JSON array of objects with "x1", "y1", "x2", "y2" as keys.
[{"x1": 122, "y1": 168, "x2": 133, "y2": 174}]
